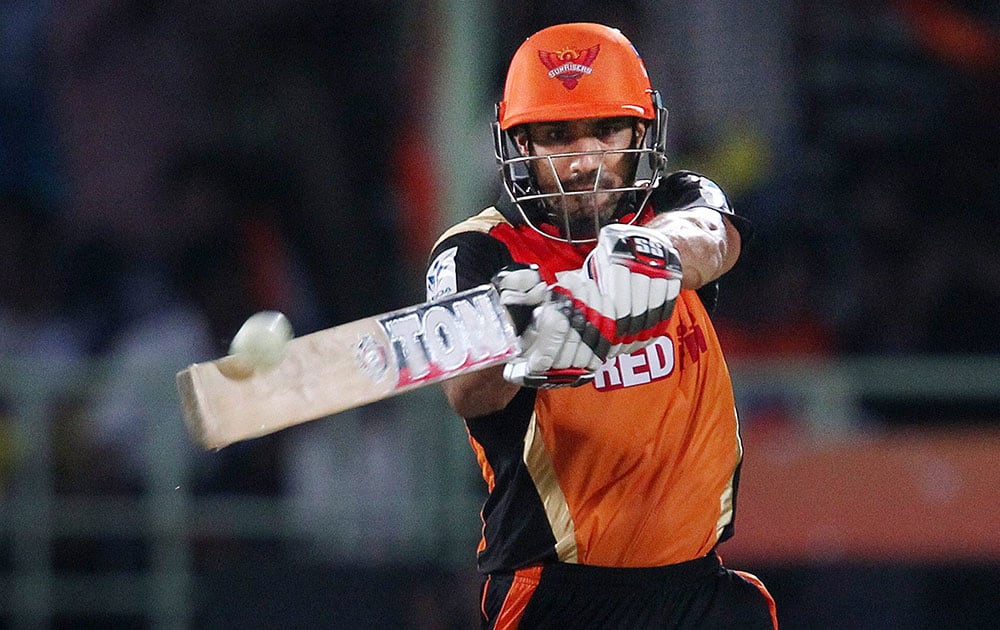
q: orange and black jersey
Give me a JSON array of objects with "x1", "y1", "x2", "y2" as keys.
[{"x1": 426, "y1": 171, "x2": 752, "y2": 575}]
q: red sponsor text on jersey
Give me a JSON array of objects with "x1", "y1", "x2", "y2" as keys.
[{"x1": 593, "y1": 336, "x2": 675, "y2": 390}]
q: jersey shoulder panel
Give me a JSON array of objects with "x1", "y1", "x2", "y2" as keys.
[
  {"x1": 431, "y1": 206, "x2": 510, "y2": 253},
  {"x1": 426, "y1": 207, "x2": 516, "y2": 300}
]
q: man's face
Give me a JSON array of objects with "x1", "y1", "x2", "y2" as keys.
[{"x1": 515, "y1": 116, "x2": 645, "y2": 239}]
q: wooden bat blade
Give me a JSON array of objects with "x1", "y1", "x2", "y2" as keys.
[{"x1": 177, "y1": 285, "x2": 519, "y2": 449}]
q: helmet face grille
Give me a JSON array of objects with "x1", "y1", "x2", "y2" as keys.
[{"x1": 492, "y1": 101, "x2": 668, "y2": 244}]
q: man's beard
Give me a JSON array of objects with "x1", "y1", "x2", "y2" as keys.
[
  {"x1": 543, "y1": 189, "x2": 632, "y2": 241},
  {"x1": 531, "y1": 153, "x2": 640, "y2": 241}
]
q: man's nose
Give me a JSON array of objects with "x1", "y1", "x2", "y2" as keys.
[{"x1": 566, "y1": 138, "x2": 604, "y2": 178}]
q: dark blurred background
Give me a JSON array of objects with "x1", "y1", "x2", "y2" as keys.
[{"x1": 2, "y1": 1, "x2": 998, "y2": 628}]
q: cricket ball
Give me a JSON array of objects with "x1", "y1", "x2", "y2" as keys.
[{"x1": 228, "y1": 311, "x2": 294, "y2": 371}]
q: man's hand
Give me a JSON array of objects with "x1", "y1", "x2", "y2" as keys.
[
  {"x1": 491, "y1": 263, "x2": 548, "y2": 335},
  {"x1": 490, "y1": 223, "x2": 682, "y2": 390},
  {"x1": 492, "y1": 265, "x2": 598, "y2": 389},
  {"x1": 583, "y1": 223, "x2": 682, "y2": 353},
  {"x1": 502, "y1": 295, "x2": 602, "y2": 388}
]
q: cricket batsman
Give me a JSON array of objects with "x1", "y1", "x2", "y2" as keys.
[{"x1": 426, "y1": 22, "x2": 778, "y2": 628}]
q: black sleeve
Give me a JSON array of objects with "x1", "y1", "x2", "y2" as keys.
[
  {"x1": 426, "y1": 230, "x2": 515, "y2": 301},
  {"x1": 652, "y1": 170, "x2": 753, "y2": 245}
]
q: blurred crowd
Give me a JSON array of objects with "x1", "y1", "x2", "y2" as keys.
[
  {"x1": 2, "y1": 1, "x2": 413, "y2": 494},
  {"x1": 1, "y1": 0, "x2": 999, "y2": 625},
  {"x1": 716, "y1": 2, "x2": 1000, "y2": 357}
]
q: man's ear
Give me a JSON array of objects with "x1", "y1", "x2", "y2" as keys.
[
  {"x1": 633, "y1": 120, "x2": 648, "y2": 145},
  {"x1": 512, "y1": 126, "x2": 531, "y2": 156}
]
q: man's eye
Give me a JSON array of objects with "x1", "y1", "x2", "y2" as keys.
[
  {"x1": 597, "y1": 121, "x2": 628, "y2": 138},
  {"x1": 542, "y1": 129, "x2": 567, "y2": 143}
]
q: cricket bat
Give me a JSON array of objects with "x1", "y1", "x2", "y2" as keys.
[{"x1": 177, "y1": 285, "x2": 520, "y2": 450}]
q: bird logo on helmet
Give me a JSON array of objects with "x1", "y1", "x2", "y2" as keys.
[
  {"x1": 493, "y1": 23, "x2": 669, "y2": 244},
  {"x1": 538, "y1": 45, "x2": 601, "y2": 90}
]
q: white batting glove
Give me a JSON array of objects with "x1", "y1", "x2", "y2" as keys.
[
  {"x1": 502, "y1": 293, "x2": 602, "y2": 389},
  {"x1": 583, "y1": 223, "x2": 682, "y2": 354},
  {"x1": 493, "y1": 265, "x2": 602, "y2": 388},
  {"x1": 491, "y1": 263, "x2": 548, "y2": 336}
]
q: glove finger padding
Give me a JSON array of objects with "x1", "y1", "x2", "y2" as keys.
[
  {"x1": 643, "y1": 276, "x2": 669, "y2": 332},
  {"x1": 549, "y1": 270, "x2": 617, "y2": 361},
  {"x1": 524, "y1": 301, "x2": 570, "y2": 373},
  {"x1": 585, "y1": 223, "x2": 682, "y2": 348},
  {"x1": 523, "y1": 299, "x2": 602, "y2": 372}
]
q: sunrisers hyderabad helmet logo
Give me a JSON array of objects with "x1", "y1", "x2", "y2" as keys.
[{"x1": 538, "y1": 44, "x2": 600, "y2": 90}]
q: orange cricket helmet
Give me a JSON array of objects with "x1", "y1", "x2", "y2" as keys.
[{"x1": 498, "y1": 22, "x2": 657, "y2": 130}]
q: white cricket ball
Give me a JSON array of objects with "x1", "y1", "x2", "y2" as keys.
[{"x1": 228, "y1": 311, "x2": 294, "y2": 371}]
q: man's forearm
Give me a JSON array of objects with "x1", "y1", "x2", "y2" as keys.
[
  {"x1": 645, "y1": 208, "x2": 741, "y2": 289},
  {"x1": 441, "y1": 365, "x2": 521, "y2": 419}
]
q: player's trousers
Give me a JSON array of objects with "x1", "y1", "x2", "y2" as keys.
[{"x1": 480, "y1": 551, "x2": 777, "y2": 629}]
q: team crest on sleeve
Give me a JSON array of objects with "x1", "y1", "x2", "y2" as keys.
[
  {"x1": 700, "y1": 178, "x2": 729, "y2": 210},
  {"x1": 426, "y1": 246, "x2": 458, "y2": 301}
]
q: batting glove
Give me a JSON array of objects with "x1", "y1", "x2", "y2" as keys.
[
  {"x1": 502, "y1": 294, "x2": 601, "y2": 389},
  {"x1": 491, "y1": 263, "x2": 548, "y2": 335},
  {"x1": 492, "y1": 264, "x2": 599, "y2": 389},
  {"x1": 583, "y1": 223, "x2": 682, "y2": 354}
]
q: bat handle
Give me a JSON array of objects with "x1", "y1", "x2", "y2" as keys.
[{"x1": 504, "y1": 303, "x2": 535, "y2": 336}]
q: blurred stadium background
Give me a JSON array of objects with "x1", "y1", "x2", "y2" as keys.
[{"x1": 2, "y1": 1, "x2": 999, "y2": 628}]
